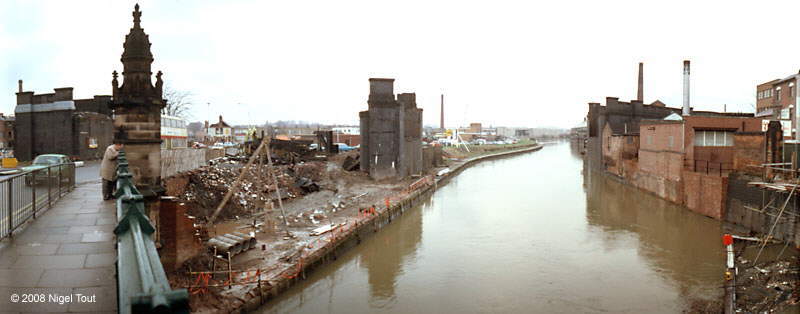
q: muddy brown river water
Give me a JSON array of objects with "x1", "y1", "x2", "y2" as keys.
[{"x1": 257, "y1": 142, "x2": 729, "y2": 313}]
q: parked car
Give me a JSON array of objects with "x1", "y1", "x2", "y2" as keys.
[
  {"x1": 22, "y1": 154, "x2": 74, "y2": 186},
  {"x1": 335, "y1": 143, "x2": 355, "y2": 152},
  {"x1": 211, "y1": 143, "x2": 224, "y2": 150},
  {"x1": 223, "y1": 142, "x2": 236, "y2": 147}
]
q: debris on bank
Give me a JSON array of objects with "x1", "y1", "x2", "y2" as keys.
[
  {"x1": 179, "y1": 156, "x2": 327, "y2": 220},
  {"x1": 163, "y1": 143, "x2": 542, "y2": 313},
  {"x1": 736, "y1": 256, "x2": 800, "y2": 313}
]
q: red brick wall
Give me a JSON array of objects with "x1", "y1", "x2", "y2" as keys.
[
  {"x1": 602, "y1": 125, "x2": 617, "y2": 173},
  {"x1": 159, "y1": 198, "x2": 203, "y2": 271},
  {"x1": 620, "y1": 135, "x2": 639, "y2": 161},
  {"x1": 640, "y1": 122, "x2": 684, "y2": 153},
  {"x1": 774, "y1": 80, "x2": 795, "y2": 109},
  {"x1": 683, "y1": 115, "x2": 763, "y2": 168},
  {"x1": 757, "y1": 81, "x2": 776, "y2": 112},
  {"x1": 683, "y1": 171, "x2": 727, "y2": 219},
  {"x1": 639, "y1": 122, "x2": 684, "y2": 182},
  {"x1": 335, "y1": 134, "x2": 361, "y2": 147},
  {"x1": 163, "y1": 172, "x2": 190, "y2": 196},
  {"x1": 693, "y1": 146, "x2": 734, "y2": 169},
  {"x1": 733, "y1": 133, "x2": 765, "y2": 176}
]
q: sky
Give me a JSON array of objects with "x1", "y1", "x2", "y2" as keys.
[{"x1": 3, "y1": 0, "x2": 800, "y2": 129}]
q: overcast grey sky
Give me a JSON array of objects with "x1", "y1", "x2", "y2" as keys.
[{"x1": 2, "y1": 0, "x2": 800, "y2": 128}]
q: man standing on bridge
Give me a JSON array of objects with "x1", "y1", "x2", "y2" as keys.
[{"x1": 100, "y1": 142, "x2": 123, "y2": 200}]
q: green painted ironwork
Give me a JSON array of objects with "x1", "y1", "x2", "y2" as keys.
[{"x1": 114, "y1": 151, "x2": 189, "y2": 314}]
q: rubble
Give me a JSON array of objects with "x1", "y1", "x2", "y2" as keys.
[
  {"x1": 736, "y1": 257, "x2": 800, "y2": 313},
  {"x1": 294, "y1": 177, "x2": 319, "y2": 193},
  {"x1": 178, "y1": 159, "x2": 328, "y2": 221},
  {"x1": 342, "y1": 155, "x2": 360, "y2": 171}
]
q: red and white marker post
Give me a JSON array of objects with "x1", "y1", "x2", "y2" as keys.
[{"x1": 723, "y1": 233, "x2": 735, "y2": 314}]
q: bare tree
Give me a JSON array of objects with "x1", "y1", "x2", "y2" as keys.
[{"x1": 162, "y1": 84, "x2": 193, "y2": 119}]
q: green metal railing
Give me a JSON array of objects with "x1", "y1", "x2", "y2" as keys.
[{"x1": 114, "y1": 151, "x2": 189, "y2": 313}]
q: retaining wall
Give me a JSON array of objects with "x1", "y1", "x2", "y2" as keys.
[
  {"x1": 161, "y1": 148, "x2": 207, "y2": 178},
  {"x1": 726, "y1": 173, "x2": 798, "y2": 245}
]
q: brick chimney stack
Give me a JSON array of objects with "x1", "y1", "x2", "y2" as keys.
[
  {"x1": 18, "y1": 80, "x2": 22, "y2": 93},
  {"x1": 440, "y1": 94, "x2": 444, "y2": 130},
  {"x1": 637, "y1": 63, "x2": 643, "y2": 102}
]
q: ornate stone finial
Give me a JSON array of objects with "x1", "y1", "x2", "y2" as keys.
[
  {"x1": 112, "y1": 70, "x2": 119, "y2": 87},
  {"x1": 155, "y1": 71, "x2": 164, "y2": 95},
  {"x1": 133, "y1": 3, "x2": 142, "y2": 28}
]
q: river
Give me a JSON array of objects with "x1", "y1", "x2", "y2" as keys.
[{"x1": 258, "y1": 142, "x2": 727, "y2": 313}]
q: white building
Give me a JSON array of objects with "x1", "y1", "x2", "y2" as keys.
[{"x1": 332, "y1": 126, "x2": 360, "y2": 135}]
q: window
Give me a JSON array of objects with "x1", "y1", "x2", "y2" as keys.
[
  {"x1": 778, "y1": 89, "x2": 782, "y2": 101},
  {"x1": 694, "y1": 130, "x2": 734, "y2": 147},
  {"x1": 758, "y1": 91, "x2": 763, "y2": 99},
  {"x1": 668, "y1": 136, "x2": 674, "y2": 148}
]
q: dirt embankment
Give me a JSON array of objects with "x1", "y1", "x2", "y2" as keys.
[{"x1": 442, "y1": 140, "x2": 538, "y2": 159}]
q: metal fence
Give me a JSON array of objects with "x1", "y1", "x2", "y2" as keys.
[
  {"x1": 686, "y1": 159, "x2": 733, "y2": 176},
  {"x1": 114, "y1": 151, "x2": 189, "y2": 313},
  {"x1": 0, "y1": 163, "x2": 76, "y2": 240}
]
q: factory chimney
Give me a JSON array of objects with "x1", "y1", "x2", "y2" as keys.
[
  {"x1": 440, "y1": 94, "x2": 445, "y2": 130},
  {"x1": 18, "y1": 80, "x2": 22, "y2": 93},
  {"x1": 683, "y1": 60, "x2": 691, "y2": 116},
  {"x1": 637, "y1": 62, "x2": 643, "y2": 102}
]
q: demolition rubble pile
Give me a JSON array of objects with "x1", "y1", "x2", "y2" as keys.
[
  {"x1": 736, "y1": 256, "x2": 800, "y2": 313},
  {"x1": 179, "y1": 157, "x2": 326, "y2": 221}
]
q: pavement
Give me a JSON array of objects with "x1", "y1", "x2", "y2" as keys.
[
  {"x1": 0, "y1": 181, "x2": 117, "y2": 313},
  {"x1": 76, "y1": 160, "x2": 101, "y2": 185}
]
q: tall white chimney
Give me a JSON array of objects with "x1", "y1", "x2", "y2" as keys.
[{"x1": 683, "y1": 60, "x2": 691, "y2": 116}]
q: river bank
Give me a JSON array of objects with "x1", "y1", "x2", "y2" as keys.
[
  {"x1": 170, "y1": 143, "x2": 543, "y2": 313},
  {"x1": 259, "y1": 142, "x2": 736, "y2": 313}
]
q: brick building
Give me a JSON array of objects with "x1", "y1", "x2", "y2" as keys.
[
  {"x1": 756, "y1": 73, "x2": 798, "y2": 138},
  {"x1": 586, "y1": 96, "x2": 681, "y2": 173},
  {"x1": 359, "y1": 78, "x2": 423, "y2": 180},
  {"x1": 14, "y1": 84, "x2": 113, "y2": 161},
  {"x1": 634, "y1": 113, "x2": 761, "y2": 218},
  {"x1": 0, "y1": 114, "x2": 14, "y2": 151},
  {"x1": 586, "y1": 92, "x2": 765, "y2": 219},
  {"x1": 206, "y1": 115, "x2": 232, "y2": 142}
]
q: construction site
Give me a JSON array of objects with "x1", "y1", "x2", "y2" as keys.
[{"x1": 157, "y1": 133, "x2": 540, "y2": 312}]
